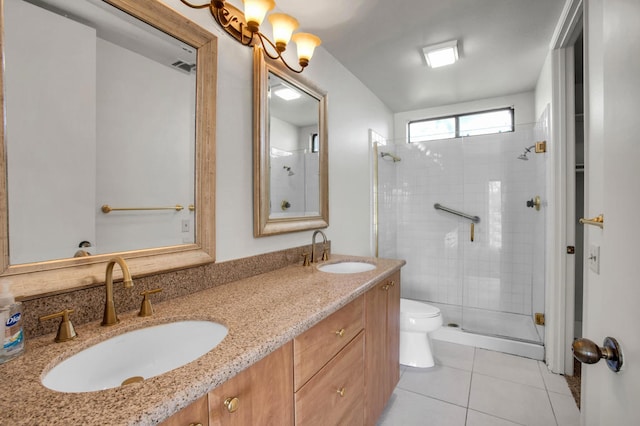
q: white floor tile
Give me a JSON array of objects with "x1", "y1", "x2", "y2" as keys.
[
  {"x1": 400, "y1": 364, "x2": 408, "y2": 379},
  {"x1": 433, "y1": 340, "x2": 476, "y2": 371},
  {"x1": 549, "y1": 391, "x2": 580, "y2": 426},
  {"x1": 377, "y1": 388, "x2": 467, "y2": 426},
  {"x1": 473, "y1": 349, "x2": 545, "y2": 389},
  {"x1": 468, "y1": 373, "x2": 557, "y2": 426},
  {"x1": 466, "y1": 410, "x2": 523, "y2": 426},
  {"x1": 538, "y1": 361, "x2": 573, "y2": 396},
  {"x1": 387, "y1": 340, "x2": 580, "y2": 426},
  {"x1": 398, "y1": 365, "x2": 472, "y2": 407}
]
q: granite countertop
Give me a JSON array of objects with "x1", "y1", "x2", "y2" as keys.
[{"x1": 0, "y1": 255, "x2": 404, "y2": 425}]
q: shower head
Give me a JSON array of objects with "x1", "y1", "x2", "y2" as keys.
[
  {"x1": 283, "y1": 166, "x2": 294, "y2": 176},
  {"x1": 380, "y1": 152, "x2": 401, "y2": 162},
  {"x1": 517, "y1": 145, "x2": 536, "y2": 160}
]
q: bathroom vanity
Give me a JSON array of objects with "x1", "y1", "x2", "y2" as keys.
[
  {"x1": 0, "y1": 256, "x2": 403, "y2": 425},
  {"x1": 164, "y1": 270, "x2": 401, "y2": 425}
]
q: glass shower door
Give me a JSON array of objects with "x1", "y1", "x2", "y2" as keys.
[{"x1": 459, "y1": 122, "x2": 546, "y2": 345}]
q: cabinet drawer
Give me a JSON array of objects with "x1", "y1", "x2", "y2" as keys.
[
  {"x1": 294, "y1": 296, "x2": 364, "y2": 390},
  {"x1": 295, "y1": 332, "x2": 364, "y2": 426}
]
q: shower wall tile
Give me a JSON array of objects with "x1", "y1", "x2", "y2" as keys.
[{"x1": 384, "y1": 120, "x2": 546, "y2": 323}]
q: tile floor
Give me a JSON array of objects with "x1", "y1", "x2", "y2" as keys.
[{"x1": 378, "y1": 340, "x2": 580, "y2": 426}]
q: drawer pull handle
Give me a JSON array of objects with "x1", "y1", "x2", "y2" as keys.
[
  {"x1": 336, "y1": 387, "x2": 346, "y2": 397},
  {"x1": 224, "y1": 397, "x2": 239, "y2": 413},
  {"x1": 389, "y1": 280, "x2": 395, "y2": 287},
  {"x1": 189, "y1": 423, "x2": 203, "y2": 426},
  {"x1": 382, "y1": 284, "x2": 390, "y2": 291},
  {"x1": 335, "y1": 328, "x2": 345, "y2": 337}
]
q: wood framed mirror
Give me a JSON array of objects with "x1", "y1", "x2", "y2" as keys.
[
  {"x1": 0, "y1": 0, "x2": 216, "y2": 299},
  {"x1": 253, "y1": 46, "x2": 328, "y2": 237}
]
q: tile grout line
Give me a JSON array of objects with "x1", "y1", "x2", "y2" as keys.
[
  {"x1": 463, "y1": 346, "x2": 477, "y2": 425},
  {"x1": 393, "y1": 386, "x2": 469, "y2": 410},
  {"x1": 538, "y1": 360, "x2": 561, "y2": 426}
]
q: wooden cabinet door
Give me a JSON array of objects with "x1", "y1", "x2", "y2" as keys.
[
  {"x1": 295, "y1": 332, "x2": 365, "y2": 426},
  {"x1": 364, "y1": 271, "x2": 401, "y2": 426},
  {"x1": 208, "y1": 342, "x2": 294, "y2": 426},
  {"x1": 294, "y1": 296, "x2": 364, "y2": 390},
  {"x1": 160, "y1": 394, "x2": 209, "y2": 426}
]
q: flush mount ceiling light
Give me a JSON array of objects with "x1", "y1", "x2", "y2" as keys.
[
  {"x1": 422, "y1": 40, "x2": 459, "y2": 68},
  {"x1": 272, "y1": 84, "x2": 301, "y2": 100},
  {"x1": 180, "y1": 0, "x2": 321, "y2": 73}
]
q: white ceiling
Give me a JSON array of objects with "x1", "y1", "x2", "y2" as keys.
[{"x1": 275, "y1": 0, "x2": 566, "y2": 113}]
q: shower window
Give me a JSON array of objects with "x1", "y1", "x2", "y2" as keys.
[
  {"x1": 408, "y1": 107, "x2": 514, "y2": 142},
  {"x1": 408, "y1": 117, "x2": 456, "y2": 142}
]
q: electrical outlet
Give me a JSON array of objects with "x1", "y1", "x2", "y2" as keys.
[
  {"x1": 181, "y1": 220, "x2": 190, "y2": 233},
  {"x1": 588, "y1": 244, "x2": 600, "y2": 274}
]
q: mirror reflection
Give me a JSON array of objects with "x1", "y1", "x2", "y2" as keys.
[
  {"x1": 5, "y1": 0, "x2": 197, "y2": 264},
  {"x1": 268, "y1": 71, "x2": 320, "y2": 219},
  {"x1": 253, "y1": 47, "x2": 328, "y2": 237}
]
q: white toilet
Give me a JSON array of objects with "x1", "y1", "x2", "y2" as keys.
[{"x1": 399, "y1": 298, "x2": 443, "y2": 368}]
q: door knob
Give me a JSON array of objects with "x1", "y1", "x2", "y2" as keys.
[{"x1": 572, "y1": 337, "x2": 623, "y2": 372}]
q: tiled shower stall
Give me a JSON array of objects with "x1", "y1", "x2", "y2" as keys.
[{"x1": 376, "y1": 108, "x2": 549, "y2": 358}]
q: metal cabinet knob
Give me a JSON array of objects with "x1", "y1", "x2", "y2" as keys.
[
  {"x1": 336, "y1": 387, "x2": 346, "y2": 397},
  {"x1": 572, "y1": 336, "x2": 623, "y2": 372},
  {"x1": 335, "y1": 328, "x2": 345, "y2": 337},
  {"x1": 224, "y1": 397, "x2": 239, "y2": 413}
]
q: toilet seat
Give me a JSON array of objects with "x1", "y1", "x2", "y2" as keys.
[{"x1": 400, "y1": 299, "x2": 440, "y2": 318}]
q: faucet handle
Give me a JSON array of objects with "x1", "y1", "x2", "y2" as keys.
[
  {"x1": 322, "y1": 247, "x2": 329, "y2": 261},
  {"x1": 39, "y1": 309, "x2": 78, "y2": 343},
  {"x1": 301, "y1": 252, "x2": 310, "y2": 267},
  {"x1": 138, "y1": 288, "x2": 162, "y2": 317}
]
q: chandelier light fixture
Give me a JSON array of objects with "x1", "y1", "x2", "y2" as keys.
[{"x1": 180, "y1": 0, "x2": 321, "y2": 73}]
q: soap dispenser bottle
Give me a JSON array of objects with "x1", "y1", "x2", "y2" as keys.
[{"x1": 0, "y1": 281, "x2": 24, "y2": 363}]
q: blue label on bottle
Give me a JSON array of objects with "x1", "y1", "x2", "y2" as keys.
[
  {"x1": 6, "y1": 312, "x2": 21, "y2": 327},
  {"x1": 3, "y1": 329, "x2": 23, "y2": 350}
]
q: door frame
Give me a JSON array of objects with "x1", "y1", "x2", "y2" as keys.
[{"x1": 546, "y1": 0, "x2": 583, "y2": 375}]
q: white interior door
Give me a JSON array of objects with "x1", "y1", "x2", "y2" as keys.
[{"x1": 582, "y1": 0, "x2": 640, "y2": 423}]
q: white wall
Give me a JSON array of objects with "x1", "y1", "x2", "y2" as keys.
[
  {"x1": 393, "y1": 92, "x2": 536, "y2": 145},
  {"x1": 96, "y1": 39, "x2": 196, "y2": 253},
  {"x1": 270, "y1": 116, "x2": 299, "y2": 152},
  {"x1": 535, "y1": 52, "x2": 553, "y2": 119},
  {"x1": 162, "y1": 0, "x2": 394, "y2": 260},
  {"x1": 5, "y1": 0, "x2": 97, "y2": 263}
]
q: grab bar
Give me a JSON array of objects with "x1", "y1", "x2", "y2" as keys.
[
  {"x1": 434, "y1": 203, "x2": 480, "y2": 223},
  {"x1": 101, "y1": 204, "x2": 195, "y2": 214}
]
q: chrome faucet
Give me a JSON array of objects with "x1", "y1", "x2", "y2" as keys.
[
  {"x1": 311, "y1": 229, "x2": 329, "y2": 263},
  {"x1": 102, "y1": 256, "x2": 133, "y2": 326}
]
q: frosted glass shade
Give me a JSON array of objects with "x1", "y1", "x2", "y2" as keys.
[
  {"x1": 242, "y1": 0, "x2": 275, "y2": 31},
  {"x1": 268, "y1": 13, "x2": 299, "y2": 50},
  {"x1": 292, "y1": 32, "x2": 321, "y2": 66}
]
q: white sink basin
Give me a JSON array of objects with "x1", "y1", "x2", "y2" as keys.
[
  {"x1": 42, "y1": 320, "x2": 227, "y2": 393},
  {"x1": 318, "y1": 261, "x2": 376, "y2": 274}
]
